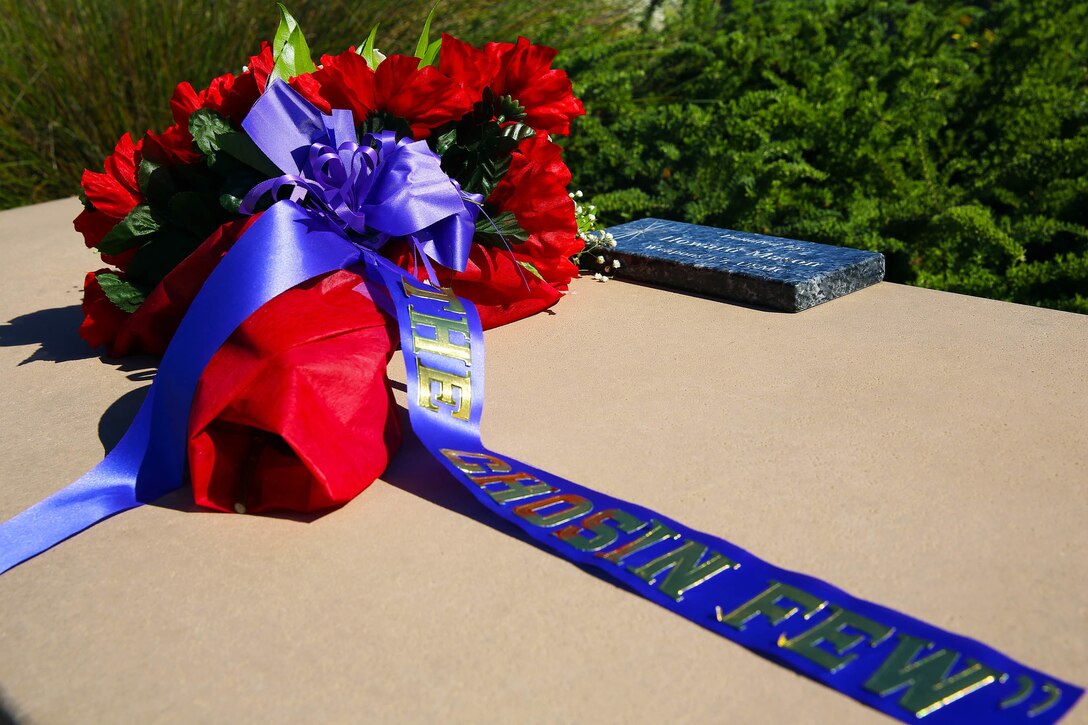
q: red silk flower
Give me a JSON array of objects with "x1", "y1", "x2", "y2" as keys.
[
  {"x1": 79, "y1": 270, "x2": 132, "y2": 351},
  {"x1": 293, "y1": 50, "x2": 473, "y2": 139},
  {"x1": 75, "y1": 133, "x2": 144, "y2": 270},
  {"x1": 439, "y1": 34, "x2": 584, "y2": 136}
]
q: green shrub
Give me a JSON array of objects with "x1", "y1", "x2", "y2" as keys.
[{"x1": 562, "y1": 0, "x2": 1088, "y2": 312}]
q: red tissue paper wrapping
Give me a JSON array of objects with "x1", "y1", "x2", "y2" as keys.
[{"x1": 188, "y1": 270, "x2": 401, "y2": 514}]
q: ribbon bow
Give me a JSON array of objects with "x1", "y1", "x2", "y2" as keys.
[{"x1": 241, "y1": 80, "x2": 482, "y2": 273}]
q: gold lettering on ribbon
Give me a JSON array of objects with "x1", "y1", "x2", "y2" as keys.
[
  {"x1": 554, "y1": 509, "x2": 646, "y2": 552},
  {"x1": 417, "y1": 362, "x2": 472, "y2": 420},
  {"x1": 409, "y1": 306, "x2": 471, "y2": 364},
  {"x1": 863, "y1": 634, "x2": 999, "y2": 718},
  {"x1": 472, "y1": 471, "x2": 555, "y2": 504},
  {"x1": 598, "y1": 520, "x2": 680, "y2": 564},
  {"x1": 402, "y1": 278, "x2": 462, "y2": 304},
  {"x1": 440, "y1": 449, "x2": 511, "y2": 474},
  {"x1": 514, "y1": 494, "x2": 593, "y2": 528},
  {"x1": 439, "y1": 450, "x2": 553, "y2": 503},
  {"x1": 718, "y1": 581, "x2": 828, "y2": 630},
  {"x1": 628, "y1": 541, "x2": 738, "y2": 601},
  {"x1": 779, "y1": 606, "x2": 894, "y2": 673},
  {"x1": 404, "y1": 279, "x2": 473, "y2": 419}
]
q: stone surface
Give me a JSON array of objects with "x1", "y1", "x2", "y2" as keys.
[
  {"x1": 2, "y1": 199, "x2": 1088, "y2": 724},
  {"x1": 606, "y1": 218, "x2": 885, "y2": 311}
]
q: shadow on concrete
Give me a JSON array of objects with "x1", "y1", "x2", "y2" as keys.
[
  {"x1": 0, "y1": 304, "x2": 159, "y2": 383},
  {"x1": 97, "y1": 385, "x2": 150, "y2": 454},
  {"x1": 0, "y1": 304, "x2": 96, "y2": 365},
  {"x1": 0, "y1": 683, "x2": 25, "y2": 724}
]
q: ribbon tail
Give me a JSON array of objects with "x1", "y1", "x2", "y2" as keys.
[
  {"x1": 0, "y1": 395, "x2": 151, "y2": 574},
  {"x1": 362, "y1": 257, "x2": 1084, "y2": 725}
]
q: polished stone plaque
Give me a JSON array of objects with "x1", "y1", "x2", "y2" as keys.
[{"x1": 605, "y1": 218, "x2": 885, "y2": 311}]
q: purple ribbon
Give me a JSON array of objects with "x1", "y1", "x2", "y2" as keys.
[{"x1": 241, "y1": 81, "x2": 481, "y2": 273}]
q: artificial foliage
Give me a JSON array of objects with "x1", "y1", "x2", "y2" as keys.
[{"x1": 561, "y1": 0, "x2": 1088, "y2": 312}]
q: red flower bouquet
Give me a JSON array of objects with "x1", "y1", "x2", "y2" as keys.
[{"x1": 74, "y1": 7, "x2": 586, "y2": 513}]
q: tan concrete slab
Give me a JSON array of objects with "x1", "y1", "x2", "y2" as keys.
[{"x1": 0, "y1": 197, "x2": 1085, "y2": 723}]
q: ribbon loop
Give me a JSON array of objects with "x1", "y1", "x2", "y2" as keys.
[{"x1": 241, "y1": 81, "x2": 480, "y2": 272}]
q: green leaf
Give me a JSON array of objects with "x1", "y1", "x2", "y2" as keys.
[
  {"x1": 270, "y1": 3, "x2": 316, "y2": 83},
  {"x1": 95, "y1": 272, "x2": 146, "y2": 313},
  {"x1": 517, "y1": 260, "x2": 545, "y2": 282},
  {"x1": 188, "y1": 109, "x2": 233, "y2": 157},
  {"x1": 414, "y1": 2, "x2": 442, "y2": 69},
  {"x1": 497, "y1": 95, "x2": 527, "y2": 123},
  {"x1": 188, "y1": 109, "x2": 280, "y2": 177},
  {"x1": 421, "y1": 38, "x2": 442, "y2": 68},
  {"x1": 137, "y1": 158, "x2": 177, "y2": 206},
  {"x1": 474, "y1": 210, "x2": 530, "y2": 247},
  {"x1": 217, "y1": 132, "x2": 281, "y2": 178},
  {"x1": 501, "y1": 122, "x2": 535, "y2": 144},
  {"x1": 97, "y1": 204, "x2": 161, "y2": 255},
  {"x1": 357, "y1": 23, "x2": 382, "y2": 70},
  {"x1": 434, "y1": 128, "x2": 458, "y2": 156}
]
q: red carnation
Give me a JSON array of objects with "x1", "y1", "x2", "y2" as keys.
[
  {"x1": 291, "y1": 49, "x2": 376, "y2": 120},
  {"x1": 487, "y1": 133, "x2": 581, "y2": 287},
  {"x1": 483, "y1": 37, "x2": 584, "y2": 136},
  {"x1": 80, "y1": 133, "x2": 141, "y2": 221},
  {"x1": 293, "y1": 51, "x2": 471, "y2": 138},
  {"x1": 76, "y1": 132, "x2": 145, "y2": 270},
  {"x1": 73, "y1": 204, "x2": 119, "y2": 250},
  {"x1": 374, "y1": 54, "x2": 474, "y2": 138},
  {"x1": 79, "y1": 270, "x2": 131, "y2": 351},
  {"x1": 438, "y1": 33, "x2": 498, "y2": 103},
  {"x1": 142, "y1": 84, "x2": 205, "y2": 166}
]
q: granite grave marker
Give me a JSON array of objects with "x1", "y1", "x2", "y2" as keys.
[{"x1": 604, "y1": 218, "x2": 885, "y2": 312}]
